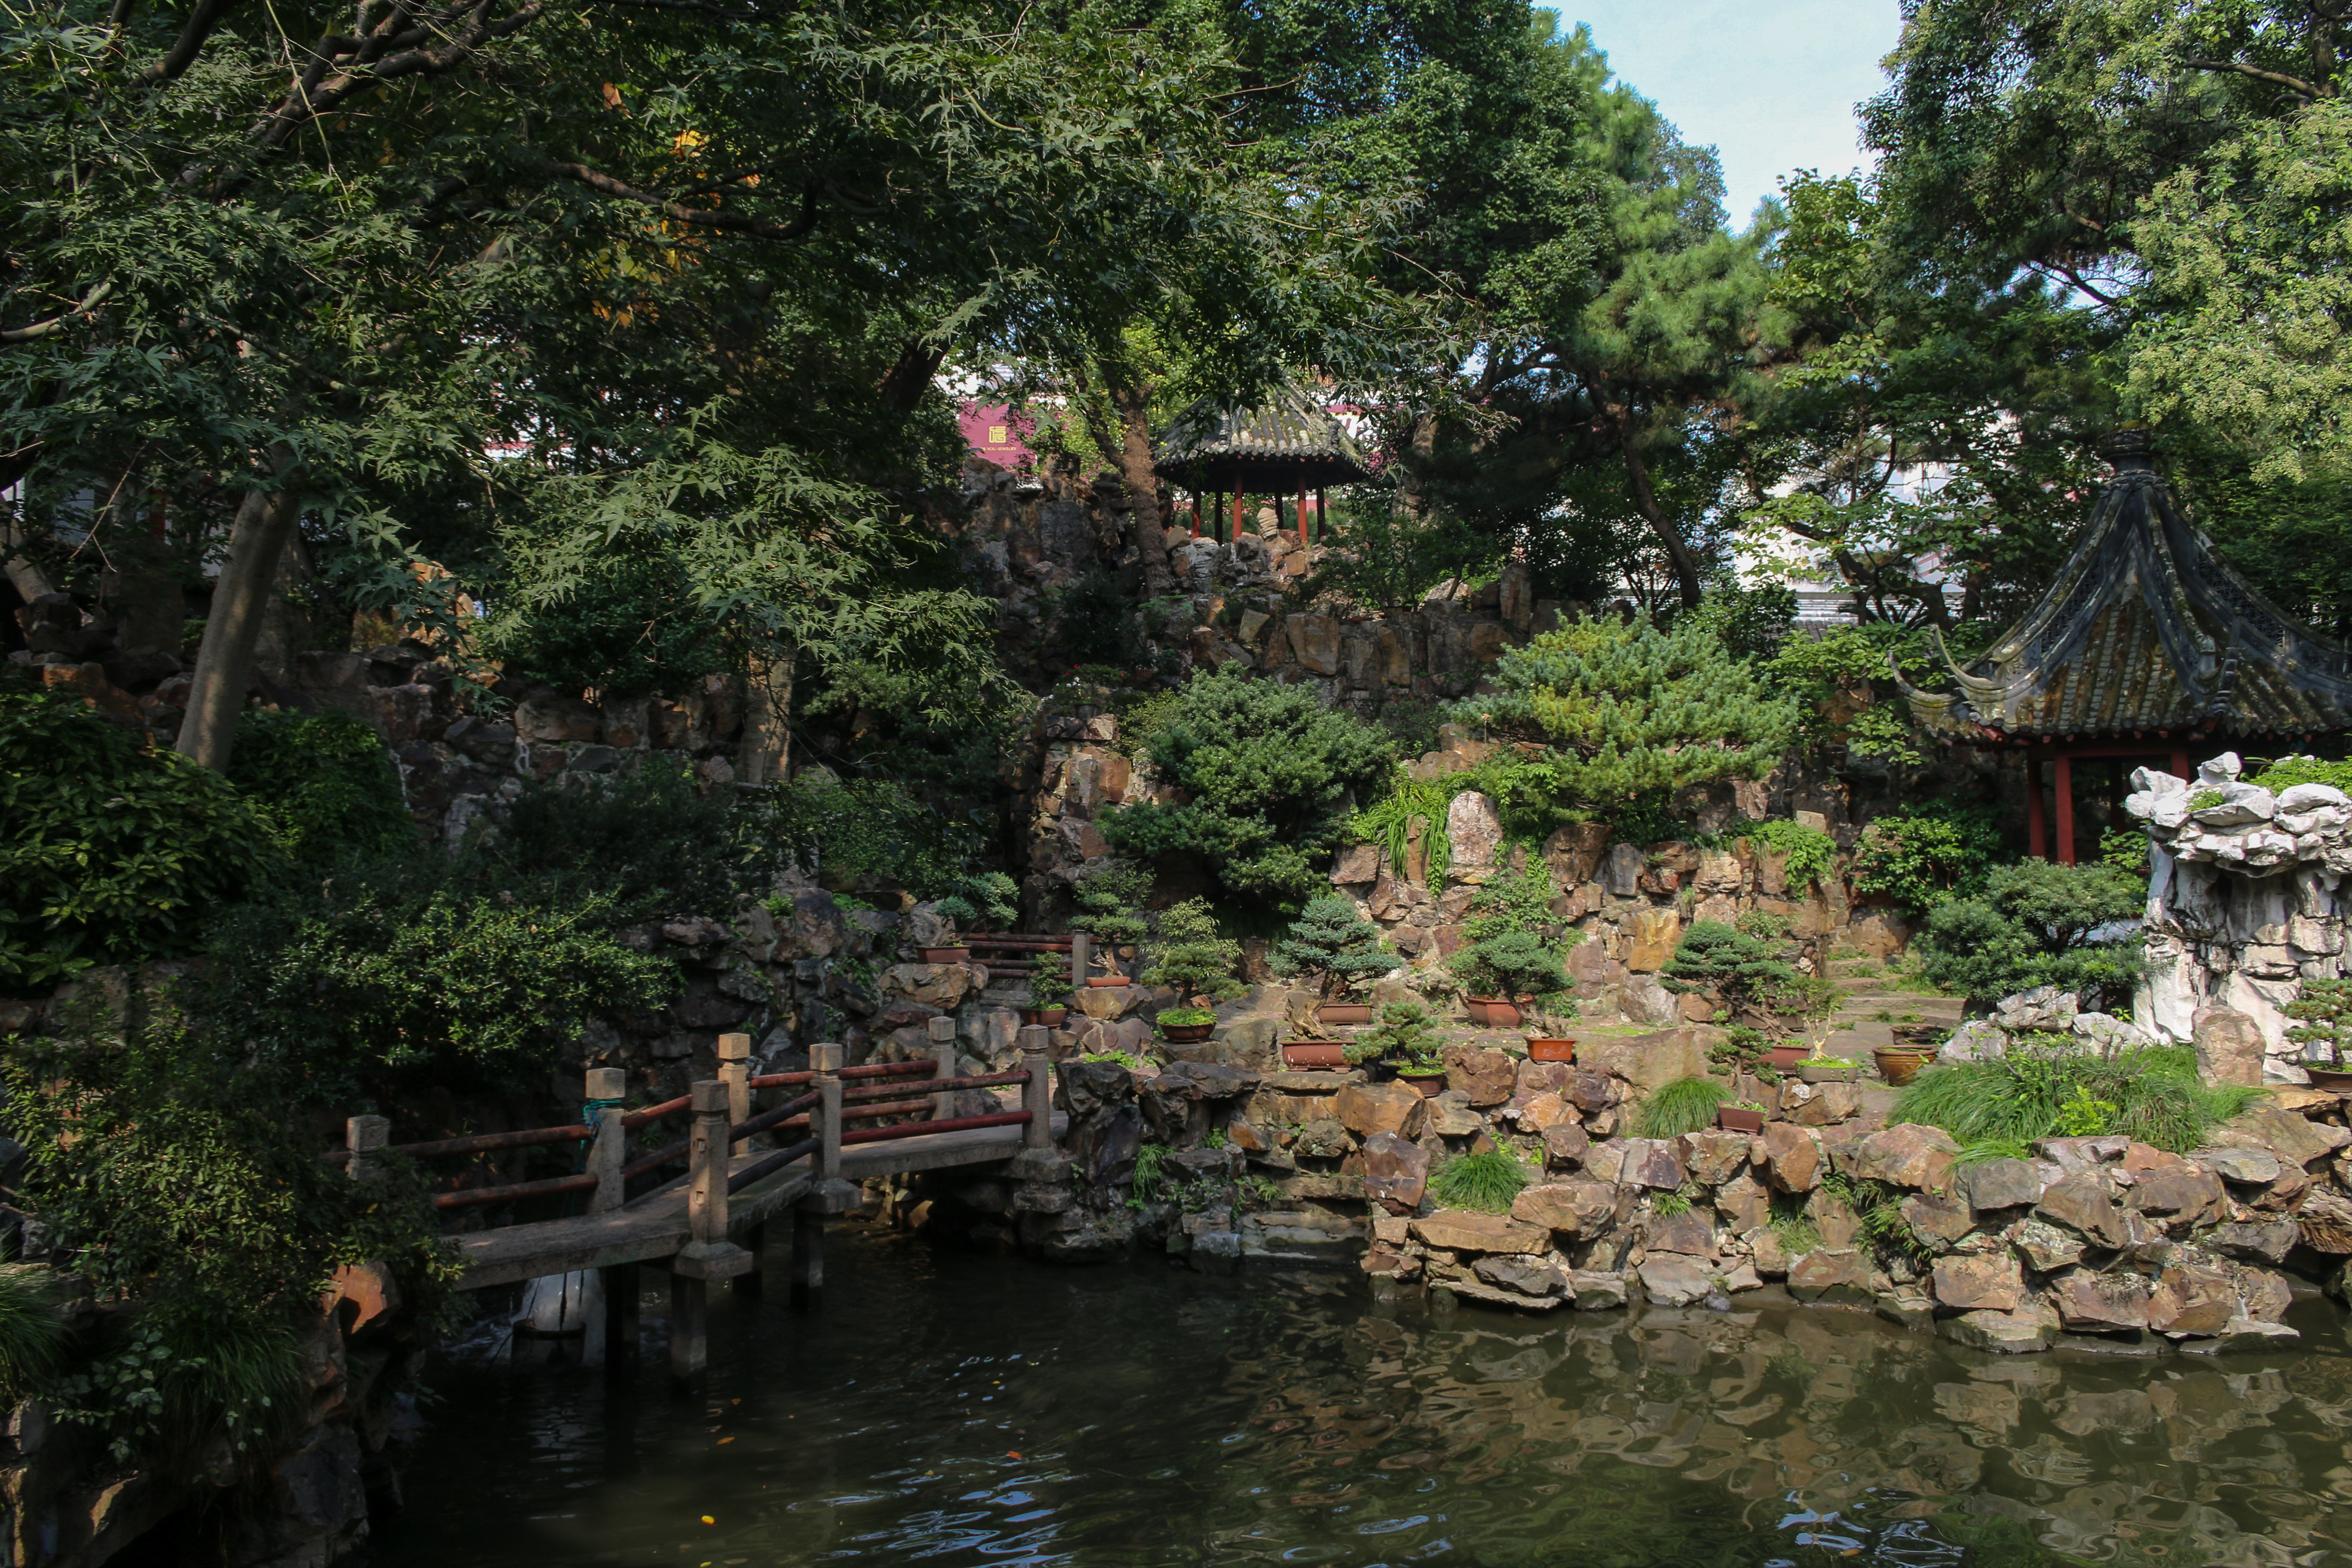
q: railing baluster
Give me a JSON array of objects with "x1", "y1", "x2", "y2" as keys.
[
  {"x1": 718, "y1": 1031, "x2": 752, "y2": 1156},
  {"x1": 669, "y1": 1079, "x2": 750, "y2": 1382},
  {"x1": 346, "y1": 1114, "x2": 389, "y2": 1181}
]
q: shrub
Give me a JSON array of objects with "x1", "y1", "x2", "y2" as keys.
[
  {"x1": 1069, "y1": 861, "x2": 1152, "y2": 948},
  {"x1": 490, "y1": 761, "x2": 754, "y2": 918},
  {"x1": 1452, "y1": 614, "x2": 1799, "y2": 811},
  {"x1": 1850, "y1": 803, "x2": 2006, "y2": 915},
  {"x1": 1142, "y1": 898, "x2": 1246, "y2": 1003},
  {"x1": 1, "y1": 689, "x2": 275, "y2": 989},
  {"x1": 2248, "y1": 754, "x2": 2352, "y2": 795},
  {"x1": 1348, "y1": 1001, "x2": 1441, "y2": 1068},
  {"x1": 2288, "y1": 976, "x2": 2352, "y2": 1066},
  {"x1": 1450, "y1": 929, "x2": 1568, "y2": 1001},
  {"x1": 475, "y1": 548, "x2": 729, "y2": 697},
  {"x1": 1027, "y1": 952, "x2": 1075, "y2": 1011},
  {"x1": 1271, "y1": 895, "x2": 1391, "y2": 1000},
  {"x1": 1893, "y1": 1037, "x2": 2266, "y2": 1154},
  {"x1": 1101, "y1": 666, "x2": 1395, "y2": 904},
  {"x1": 228, "y1": 708, "x2": 413, "y2": 867},
  {"x1": 1660, "y1": 922, "x2": 1797, "y2": 1017},
  {"x1": 769, "y1": 768, "x2": 984, "y2": 899},
  {"x1": 1427, "y1": 1149, "x2": 1530, "y2": 1213},
  {"x1": 1737, "y1": 818, "x2": 1836, "y2": 893},
  {"x1": 1638, "y1": 1076, "x2": 1727, "y2": 1137},
  {"x1": 945, "y1": 871, "x2": 1020, "y2": 931},
  {"x1": 1914, "y1": 859, "x2": 2147, "y2": 1009},
  {"x1": 1348, "y1": 770, "x2": 1469, "y2": 884},
  {"x1": 0, "y1": 1270, "x2": 65, "y2": 1404}
]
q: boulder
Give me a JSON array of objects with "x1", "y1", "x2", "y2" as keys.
[
  {"x1": 2202, "y1": 1147, "x2": 2282, "y2": 1185},
  {"x1": 1678, "y1": 1130, "x2": 1754, "y2": 1187},
  {"x1": 1512, "y1": 1091, "x2": 1573, "y2": 1133},
  {"x1": 1580, "y1": 1026, "x2": 1711, "y2": 1092},
  {"x1": 2122, "y1": 1167, "x2": 2226, "y2": 1226},
  {"x1": 2205, "y1": 1219, "x2": 2298, "y2": 1263},
  {"x1": 1786, "y1": 1249, "x2": 1874, "y2": 1303},
  {"x1": 1564, "y1": 1069, "x2": 1622, "y2": 1112},
  {"x1": 1541, "y1": 1121, "x2": 1591, "y2": 1167},
  {"x1": 2151, "y1": 1261, "x2": 2236, "y2": 1335},
  {"x1": 2049, "y1": 1267, "x2": 2158, "y2": 1331},
  {"x1": 1647, "y1": 1207, "x2": 1716, "y2": 1256},
  {"x1": 1637, "y1": 1255, "x2": 1714, "y2": 1306},
  {"x1": 1939, "y1": 1306, "x2": 2059, "y2": 1354},
  {"x1": 2010, "y1": 1218, "x2": 2087, "y2": 1271},
  {"x1": 2193, "y1": 1005, "x2": 2266, "y2": 1088},
  {"x1": 1423, "y1": 1092, "x2": 1483, "y2": 1139},
  {"x1": 2072, "y1": 1011, "x2": 2152, "y2": 1052},
  {"x1": 880, "y1": 962, "x2": 983, "y2": 1010},
  {"x1": 1626, "y1": 908, "x2": 1682, "y2": 972},
  {"x1": 1602, "y1": 841, "x2": 1645, "y2": 898},
  {"x1": 1939, "y1": 1020, "x2": 2011, "y2": 1063},
  {"x1": 1446, "y1": 791, "x2": 1504, "y2": 874},
  {"x1": 2236, "y1": 1265, "x2": 2294, "y2": 1323},
  {"x1": 1851, "y1": 1124, "x2": 1960, "y2": 1191},
  {"x1": 1962, "y1": 1158, "x2": 2046, "y2": 1213},
  {"x1": 1329, "y1": 844, "x2": 1381, "y2": 886},
  {"x1": 1568, "y1": 1269, "x2": 1629, "y2": 1310},
  {"x1": 1760, "y1": 1122, "x2": 1823, "y2": 1193},
  {"x1": 1620, "y1": 1138, "x2": 1689, "y2": 1190},
  {"x1": 1512, "y1": 1180, "x2": 1618, "y2": 1239},
  {"x1": 1474, "y1": 1255, "x2": 1569, "y2": 1299},
  {"x1": 1900, "y1": 1190, "x2": 1974, "y2": 1247},
  {"x1": 1442, "y1": 1044, "x2": 1518, "y2": 1107},
  {"x1": 1075, "y1": 984, "x2": 1146, "y2": 1021},
  {"x1": 1750, "y1": 1231, "x2": 1792, "y2": 1277},
  {"x1": 1715, "y1": 1172, "x2": 1771, "y2": 1236},
  {"x1": 2035, "y1": 1171, "x2": 2130, "y2": 1249},
  {"x1": 1335, "y1": 1081, "x2": 1426, "y2": 1140},
  {"x1": 1931, "y1": 1253, "x2": 2023, "y2": 1312},
  {"x1": 1410, "y1": 1210, "x2": 1547, "y2": 1254},
  {"x1": 1284, "y1": 613, "x2": 1342, "y2": 676},
  {"x1": 1994, "y1": 986, "x2": 2077, "y2": 1031},
  {"x1": 1541, "y1": 823, "x2": 1611, "y2": 889},
  {"x1": 1617, "y1": 975, "x2": 1682, "y2": 1028}
]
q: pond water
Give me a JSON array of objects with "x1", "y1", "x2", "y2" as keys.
[{"x1": 377, "y1": 1225, "x2": 2352, "y2": 1568}]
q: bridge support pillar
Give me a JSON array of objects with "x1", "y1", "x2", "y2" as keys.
[
  {"x1": 671, "y1": 1080, "x2": 750, "y2": 1384},
  {"x1": 669, "y1": 1269, "x2": 708, "y2": 1381},
  {"x1": 736, "y1": 1221, "x2": 766, "y2": 1302},
  {"x1": 790, "y1": 1207, "x2": 825, "y2": 1309},
  {"x1": 602, "y1": 1262, "x2": 639, "y2": 1372}
]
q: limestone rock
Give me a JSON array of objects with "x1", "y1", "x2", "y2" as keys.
[
  {"x1": 1939, "y1": 1306, "x2": 2058, "y2": 1354},
  {"x1": 1994, "y1": 986, "x2": 2077, "y2": 1031},
  {"x1": 1901, "y1": 1190, "x2": 1974, "y2": 1247},
  {"x1": 1786, "y1": 1249, "x2": 1873, "y2": 1303},
  {"x1": 1620, "y1": 1137, "x2": 1689, "y2": 1190},
  {"x1": 1638, "y1": 1255, "x2": 1714, "y2": 1306},
  {"x1": 1442, "y1": 1044, "x2": 1517, "y2": 1107},
  {"x1": 882, "y1": 962, "x2": 984, "y2": 1010},
  {"x1": 1511, "y1": 1180, "x2": 1617, "y2": 1239},
  {"x1": 1939, "y1": 1020, "x2": 2011, "y2": 1063},
  {"x1": 1617, "y1": 974, "x2": 1681, "y2": 1028},
  {"x1": 1646, "y1": 1207, "x2": 1716, "y2": 1256},
  {"x1": 2193, "y1": 1005, "x2": 2266, "y2": 1087},
  {"x1": 1474, "y1": 1254, "x2": 1569, "y2": 1299},
  {"x1": 1931, "y1": 1253, "x2": 2024, "y2": 1311},
  {"x1": 1336, "y1": 1081, "x2": 1426, "y2": 1139},
  {"x1": 1962, "y1": 1158, "x2": 2046, "y2": 1212},
  {"x1": 1626, "y1": 908, "x2": 1681, "y2": 972},
  {"x1": 1678, "y1": 1130, "x2": 1753, "y2": 1186},
  {"x1": 2152, "y1": 1261, "x2": 2236, "y2": 1335},
  {"x1": 1541, "y1": 823, "x2": 1611, "y2": 888},
  {"x1": 1285, "y1": 612, "x2": 1342, "y2": 676},
  {"x1": 1361, "y1": 1130, "x2": 1430, "y2": 1213},
  {"x1": 1541, "y1": 1121, "x2": 1591, "y2": 1167},
  {"x1": 1761, "y1": 1122, "x2": 1824, "y2": 1193},
  {"x1": 1580, "y1": 1026, "x2": 1711, "y2": 1092},
  {"x1": 2049, "y1": 1267, "x2": 2158, "y2": 1331},
  {"x1": 2202, "y1": 1147, "x2": 2282, "y2": 1185},
  {"x1": 1410, "y1": 1210, "x2": 1547, "y2": 1254},
  {"x1": 2035, "y1": 1172, "x2": 2130, "y2": 1249},
  {"x1": 2010, "y1": 1218, "x2": 2087, "y2": 1271},
  {"x1": 1446, "y1": 791, "x2": 1504, "y2": 874},
  {"x1": 1851, "y1": 1123, "x2": 1960, "y2": 1191},
  {"x1": 1568, "y1": 1270, "x2": 1629, "y2": 1310}
]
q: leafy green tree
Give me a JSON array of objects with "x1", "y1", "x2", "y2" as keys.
[
  {"x1": 1850, "y1": 803, "x2": 2009, "y2": 915},
  {"x1": 1453, "y1": 614, "x2": 1798, "y2": 814},
  {"x1": 1271, "y1": 895, "x2": 1392, "y2": 999},
  {"x1": 1916, "y1": 860, "x2": 2148, "y2": 1009},
  {"x1": 1102, "y1": 668, "x2": 1394, "y2": 905},
  {"x1": 1142, "y1": 898, "x2": 1246, "y2": 1003},
  {"x1": 227, "y1": 710, "x2": 413, "y2": 868}
]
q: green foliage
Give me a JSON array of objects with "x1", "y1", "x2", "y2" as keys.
[
  {"x1": 1710, "y1": 1025, "x2": 1781, "y2": 1084},
  {"x1": 1893, "y1": 1038, "x2": 2267, "y2": 1155},
  {"x1": 931, "y1": 896, "x2": 980, "y2": 928},
  {"x1": 1142, "y1": 898, "x2": 1247, "y2": 1004},
  {"x1": 2287, "y1": 977, "x2": 2352, "y2": 1067},
  {"x1": 2097, "y1": 827, "x2": 2150, "y2": 880},
  {"x1": 474, "y1": 551, "x2": 729, "y2": 697},
  {"x1": 1102, "y1": 668, "x2": 1395, "y2": 905},
  {"x1": 0, "y1": 1270, "x2": 66, "y2": 1404},
  {"x1": 211, "y1": 863, "x2": 676, "y2": 1097},
  {"x1": 1, "y1": 690, "x2": 275, "y2": 989},
  {"x1": 1850, "y1": 804, "x2": 2007, "y2": 915},
  {"x1": 1453, "y1": 616, "x2": 1799, "y2": 815},
  {"x1": 1027, "y1": 952, "x2": 1075, "y2": 1011},
  {"x1": 1737, "y1": 818, "x2": 1836, "y2": 893},
  {"x1": 57, "y1": 1298, "x2": 309, "y2": 1468},
  {"x1": 1451, "y1": 930, "x2": 1568, "y2": 1002},
  {"x1": 1348, "y1": 769, "x2": 1468, "y2": 884},
  {"x1": 1042, "y1": 570, "x2": 1149, "y2": 670},
  {"x1": 1735, "y1": 909, "x2": 1792, "y2": 943},
  {"x1": 946, "y1": 873, "x2": 1020, "y2": 932},
  {"x1": 1427, "y1": 1150, "x2": 1531, "y2": 1214},
  {"x1": 1638, "y1": 1076, "x2": 1727, "y2": 1138},
  {"x1": 489, "y1": 763, "x2": 760, "y2": 919},
  {"x1": 1069, "y1": 861, "x2": 1152, "y2": 947},
  {"x1": 2250, "y1": 755, "x2": 2352, "y2": 796},
  {"x1": 1651, "y1": 1191, "x2": 1692, "y2": 1218},
  {"x1": 1661, "y1": 921, "x2": 1794, "y2": 1003},
  {"x1": 1156, "y1": 1006, "x2": 1217, "y2": 1029},
  {"x1": 1914, "y1": 860, "x2": 2148, "y2": 1009},
  {"x1": 770, "y1": 770, "x2": 984, "y2": 899},
  {"x1": 1349, "y1": 1001, "x2": 1442, "y2": 1068},
  {"x1": 1270, "y1": 895, "x2": 1392, "y2": 1000},
  {"x1": 228, "y1": 710, "x2": 413, "y2": 868},
  {"x1": 1767, "y1": 1194, "x2": 1819, "y2": 1255},
  {"x1": 1689, "y1": 582, "x2": 1799, "y2": 662},
  {"x1": 1129, "y1": 1142, "x2": 1170, "y2": 1208}
]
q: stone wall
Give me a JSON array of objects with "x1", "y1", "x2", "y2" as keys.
[{"x1": 2128, "y1": 754, "x2": 2351, "y2": 1082}]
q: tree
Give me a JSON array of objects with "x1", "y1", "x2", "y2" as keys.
[
  {"x1": 1271, "y1": 896, "x2": 1392, "y2": 999},
  {"x1": 1915, "y1": 860, "x2": 2148, "y2": 1009},
  {"x1": 1452, "y1": 613, "x2": 1798, "y2": 813},
  {"x1": 1140, "y1": 898, "x2": 1246, "y2": 1003}
]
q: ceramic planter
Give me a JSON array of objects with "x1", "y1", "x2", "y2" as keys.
[
  {"x1": 1526, "y1": 1038, "x2": 1577, "y2": 1063},
  {"x1": 1464, "y1": 997, "x2": 1523, "y2": 1028},
  {"x1": 1316, "y1": 1003, "x2": 1374, "y2": 1026},
  {"x1": 1281, "y1": 1041, "x2": 1346, "y2": 1071},
  {"x1": 1873, "y1": 1047, "x2": 1936, "y2": 1087},
  {"x1": 1020, "y1": 1007, "x2": 1067, "y2": 1027},
  {"x1": 2306, "y1": 1065, "x2": 2352, "y2": 1092},
  {"x1": 1159, "y1": 1020, "x2": 1215, "y2": 1044},
  {"x1": 1797, "y1": 1061, "x2": 1861, "y2": 1085},
  {"x1": 1715, "y1": 1106, "x2": 1765, "y2": 1133},
  {"x1": 1399, "y1": 1069, "x2": 1449, "y2": 1097},
  {"x1": 1767, "y1": 1044, "x2": 1808, "y2": 1073},
  {"x1": 1085, "y1": 976, "x2": 1129, "y2": 988},
  {"x1": 920, "y1": 946, "x2": 971, "y2": 964}
]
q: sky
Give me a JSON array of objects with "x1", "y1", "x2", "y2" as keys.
[{"x1": 1563, "y1": 1, "x2": 1908, "y2": 229}]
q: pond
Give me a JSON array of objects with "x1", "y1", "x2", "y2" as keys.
[{"x1": 376, "y1": 1225, "x2": 2352, "y2": 1567}]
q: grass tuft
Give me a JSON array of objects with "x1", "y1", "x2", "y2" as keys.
[
  {"x1": 1427, "y1": 1149, "x2": 1531, "y2": 1214},
  {"x1": 1637, "y1": 1076, "x2": 1727, "y2": 1138},
  {"x1": 1893, "y1": 1038, "x2": 2264, "y2": 1154}
]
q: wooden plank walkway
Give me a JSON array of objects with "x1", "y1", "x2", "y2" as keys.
[{"x1": 457, "y1": 1112, "x2": 1066, "y2": 1289}]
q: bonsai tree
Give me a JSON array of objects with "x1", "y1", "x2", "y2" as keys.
[
  {"x1": 1027, "y1": 951, "x2": 1075, "y2": 1013},
  {"x1": 1347, "y1": 1001, "x2": 1442, "y2": 1070},
  {"x1": 1522, "y1": 995, "x2": 1580, "y2": 1040},
  {"x1": 944, "y1": 871, "x2": 1019, "y2": 931},
  {"x1": 1660, "y1": 921, "x2": 1799, "y2": 1027},
  {"x1": 1140, "y1": 897, "x2": 1246, "y2": 1006},
  {"x1": 1449, "y1": 928, "x2": 1567, "y2": 1001},
  {"x1": 1915, "y1": 859, "x2": 2147, "y2": 1010},
  {"x1": 1271, "y1": 894, "x2": 1393, "y2": 1000},
  {"x1": 1069, "y1": 861, "x2": 1150, "y2": 976}
]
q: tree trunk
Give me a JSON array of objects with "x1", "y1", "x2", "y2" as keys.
[
  {"x1": 737, "y1": 643, "x2": 795, "y2": 784},
  {"x1": 1, "y1": 516, "x2": 52, "y2": 603},
  {"x1": 1614, "y1": 419, "x2": 1703, "y2": 610},
  {"x1": 177, "y1": 456, "x2": 300, "y2": 769},
  {"x1": 1104, "y1": 376, "x2": 1176, "y2": 599}
]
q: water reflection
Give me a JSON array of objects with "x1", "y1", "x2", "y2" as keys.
[{"x1": 376, "y1": 1227, "x2": 2352, "y2": 1568}]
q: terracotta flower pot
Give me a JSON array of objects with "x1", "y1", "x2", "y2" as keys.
[
  {"x1": 2306, "y1": 1065, "x2": 2352, "y2": 1092},
  {"x1": 1020, "y1": 1007, "x2": 1067, "y2": 1027},
  {"x1": 1316, "y1": 1003, "x2": 1374, "y2": 1026},
  {"x1": 1281, "y1": 1041, "x2": 1346, "y2": 1071},
  {"x1": 1767, "y1": 1044, "x2": 1807, "y2": 1073},
  {"x1": 1526, "y1": 1038, "x2": 1577, "y2": 1063},
  {"x1": 920, "y1": 946, "x2": 971, "y2": 964},
  {"x1": 1085, "y1": 976, "x2": 1129, "y2": 988},
  {"x1": 1873, "y1": 1047, "x2": 1936, "y2": 1087},
  {"x1": 1715, "y1": 1106, "x2": 1765, "y2": 1133},
  {"x1": 1398, "y1": 1069, "x2": 1449, "y2": 1097},
  {"x1": 1464, "y1": 997, "x2": 1523, "y2": 1028},
  {"x1": 1159, "y1": 1021, "x2": 1215, "y2": 1044}
]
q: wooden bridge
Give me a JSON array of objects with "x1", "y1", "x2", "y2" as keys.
[{"x1": 339, "y1": 1022, "x2": 1064, "y2": 1377}]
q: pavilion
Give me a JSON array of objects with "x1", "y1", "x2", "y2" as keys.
[
  {"x1": 1895, "y1": 431, "x2": 2352, "y2": 862},
  {"x1": 1152, "y1": 383, "x2": 1366, "y2": 548}
]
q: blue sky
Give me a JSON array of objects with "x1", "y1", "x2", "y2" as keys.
[{"x1": 1562, "y1": 2, "x2": 1907, "y2": 229}]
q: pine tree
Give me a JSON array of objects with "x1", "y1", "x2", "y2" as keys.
[
  {"x1": 1139, "y1": 898, "x2": 1245, "y2": 1004},
  {"x1": 1271, "y1": 895, "x2": 1394, "y2": 1000}
]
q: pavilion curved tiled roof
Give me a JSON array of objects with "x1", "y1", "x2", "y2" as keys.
[
  {"x1": 1896, "y1": 434, "x2": 2352, "y2": 745},
  {"x1": 1151, "y1": 382, "x2": 1368, "y2": 492}
]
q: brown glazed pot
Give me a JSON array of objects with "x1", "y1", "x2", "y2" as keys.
[
  {"x1": 1767, "y1": 1044, "x2": 1808, "y2": 1072},
  {"x1": 1158, "y1": 1021, "x2": 1215, "y2": 1044},
  {"x1": 1464, "y1": 998, "x2": 1524, "y2": 1029},
  {"x1": 1873, "y1": 1047, "x2": 1936, "y2": 1087},
  {"x1": 1526, "y1": 1038, "x2": 1577, "y2": 1063},
  {"x1": 1316, "y1": 1003, "x2": 1375, "y2": 1026},
  {"x1": 1399, "y1": 1070, "x2": 1449, "y2": 1097},
  {"x1": 1281, "y1": 1041, "x2": 1347, "y2": 1071},
  {"x1": 1715, "y1": 1106, "x2": 1766, "y2": 1133},
  {"x1": 920, "y1": 947, "x2": 971, "y2": 964},
  {"x1": 1019, "y1": 1007, "x2": 1067, "y2": 1027}
]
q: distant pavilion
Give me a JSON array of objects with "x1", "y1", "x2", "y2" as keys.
[
  {"x1": 1896, "y1": 432, "x2": 2352, "y2": 862},
  {"x1": 1152, "y1": 383, "x2": 1367, "y2": 548}
]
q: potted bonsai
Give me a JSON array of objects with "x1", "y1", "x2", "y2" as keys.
[
  {"x1": 921, "y1": 893, "x2": 975, "y2": 964},
  {"x1": 1070, "y1": 863, "x2": 1151, "y2": 984},
  {"x1": 1334, "y1": 1000, "x2": 1440, "y2": 1080},
  {"x1": 1449, "y1": 930, "x2": 1567, "y2": 1029},
  {"x1": 1271, "y1": 894, "x2": 1393, "y2": 1027},
  {"x1": 1521, "y1": 997, "x2": 1578, "y2": 1062},
  {"x1": 1142, "y1": 898, "x2": 1244, "y2": 1044},
  {"x1": 1396, "y1": 1037, "x2": 1449, "y2": 1096},
  {"x1": 1023, "y1": 951, "x2": 1073, "y2": 1026},
  {"x1": 1715, "y1": 1099, "x2": 1767, "y2": 1133},
  {"x1": 2289, "y1": 977, "x2": 2352, "y2": 1090}
]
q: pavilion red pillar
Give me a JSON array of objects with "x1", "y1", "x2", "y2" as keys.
[
  {"x1": 2171, "y1": 748, "x2": 2191, "y2": 781},
  {"x1": 1231, "y1": 491, "x2": 1245, "y2": 544},
  {"x1": 2053, "y1": 752, "x2": 2076, "y2": 866},
  {"x1": 1297, "y1": 484, "x2": 1310, "y2": 551},
  {"x1": 1190, "y1": 492, "x2": 1201, "y2": 539},
  {"x1": 2026, "y1": 748, "x2": 2049, "y2": 861}
]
